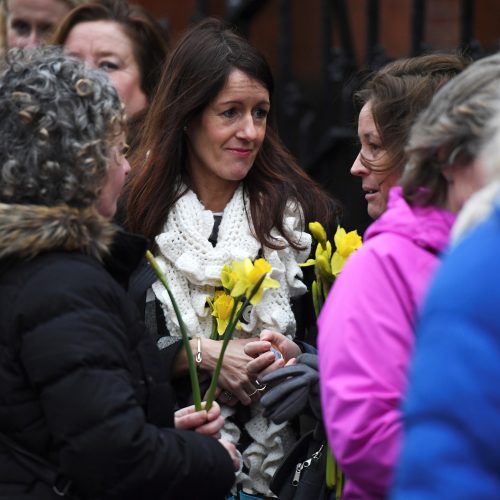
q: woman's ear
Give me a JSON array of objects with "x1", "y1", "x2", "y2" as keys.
[{"x1": 441, "y1": 165, "x2": 454, "y2": 182}]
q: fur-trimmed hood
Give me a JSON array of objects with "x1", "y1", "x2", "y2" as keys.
[{"x1": 0, "y1": 203, "x2": 116, "y2": 261}]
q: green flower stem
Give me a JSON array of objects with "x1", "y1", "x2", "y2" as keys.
[
  {"x1": 210, "y1": 316, "x2": 218, "y2": 340},
  {"x1": 145, "y1": 251, "x2": 202, "y2": 411},
  {"x1": 223, "y1": 298, "x2": 240, "y2": 341},
  {"x1": 204, "y1": 273, "x2": 267, "y2": 410}
]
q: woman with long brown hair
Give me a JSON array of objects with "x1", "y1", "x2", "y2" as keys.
[{"x1": 125, "y1": 17, "x2": 341, "y2": 498}]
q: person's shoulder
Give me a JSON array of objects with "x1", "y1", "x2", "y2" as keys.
[{"x1": 21, "y1": 251, "x2": 117, "y2": 302}]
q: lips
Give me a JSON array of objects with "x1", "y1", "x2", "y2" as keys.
[{"x1": 227, "y1": 148, "x2": 253, "y2": 158}]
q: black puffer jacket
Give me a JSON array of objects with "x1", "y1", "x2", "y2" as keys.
[{"x1": 0, "y1": 203, "x2": 234, "y2": 500}]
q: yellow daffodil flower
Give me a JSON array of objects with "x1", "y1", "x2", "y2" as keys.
[
  {"x1": 208, "y1": 290, "x2": 241, "y2": 335},
  {"x1": 334, "y1": 226, "x2": 362, "y2": 258},
  {"x1": 331, "y1": 226, "x2": 362, "y2": 276},
  {"x1": 221, "y1": 263, "x2": 238, "y2": 291},
  {"x1": 230, "y1": 257, "x2": 279, "y2": 305}
]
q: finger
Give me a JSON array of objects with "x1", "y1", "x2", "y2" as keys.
[
  {"x1": 174, "y1": 404, "x2": 195, "y2": 419},
  {"x1": 206, "y1": 401, "x2": 221, "y2": 421},
  {"x1": 196, "y1": 415, "x2": 225, "y2": 437},
  {"x1": 246, "y1": 351, "x2": 276, "y2": 376},
  {"x1": 244, "y1": 340, "x2": 272, "y2": 358},
  {"x1": 233, "y1": 385, "x2": 253, "y2": 406},
  {"x1": 175, "y1": 410, "x2": 208, "y2": 430},
  {"x1": 217, "y1": 389, "x2": 239, "y2": 407}
]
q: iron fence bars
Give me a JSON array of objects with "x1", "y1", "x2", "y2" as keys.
[{"x1": 411, "y1": 0, "x2": 426, "y2": 55}]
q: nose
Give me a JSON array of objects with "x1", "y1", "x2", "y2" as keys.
[
  {"x1": 237, "y1": 114, "x2": 257, "y2": 141},
  {"x1": 123, "y1": 157, "x2": 131, "y2": 176},
  {"x1": 350, "y1": 152, "x2": 370, "y2": 177},
  {"x1": 26, "y1": 30, "x2": 44, "y2": 49}
]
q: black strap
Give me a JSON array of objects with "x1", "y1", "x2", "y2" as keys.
[{"x1": 0, "y1": 432, "x2": 73, "y2": 497}]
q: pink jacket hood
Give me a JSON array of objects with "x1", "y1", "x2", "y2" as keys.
[{"x1": 365, "y1": 186, "x2": 455, "y2": 254}]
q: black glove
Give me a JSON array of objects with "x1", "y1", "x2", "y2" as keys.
[{"x1": 260, "y1": 353, "x2": 322, "y2": 424}]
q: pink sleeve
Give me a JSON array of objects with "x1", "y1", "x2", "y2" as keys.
[{"x1": 318, "y1": 245, "x2": 416, "y2": 497}]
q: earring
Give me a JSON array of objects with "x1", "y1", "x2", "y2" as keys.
[
  {"x1": 442, "y1": 167, "x2": 453, "y2": 182},
  {"x1": 183, "y1": 124, "x2": 188, "y2": 132}
]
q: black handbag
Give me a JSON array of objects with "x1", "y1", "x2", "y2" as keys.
[{"x1": 270, "y1": 425, "x2": 331, "y2": 500}]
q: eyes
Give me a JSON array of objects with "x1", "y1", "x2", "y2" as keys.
[
  {"x1": 10, "y1": 20, "x2": 53, "y2": 38},
  {"x1": 98, "y1": 60, "x2": 120, "y2": 72},
  {"x1": 220, "y1": 106, "x2": 269, "y2": 121},
  {"x1": 357, "y1": 138, "x2": 383, "y2": 159},
  {"x1": 112, "y1": 143, "x2": 130, "y2": 164}
]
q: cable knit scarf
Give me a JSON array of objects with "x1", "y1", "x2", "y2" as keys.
[{"x1": 151, "y1": 186, "x2": 312, "y2": 495}]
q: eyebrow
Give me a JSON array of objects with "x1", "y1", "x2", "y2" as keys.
[{"x1": 218, "y1": 99, "x2": 270, "y2": 107}]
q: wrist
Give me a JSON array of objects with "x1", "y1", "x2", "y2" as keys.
[{"x1": 199, "y1": 338, "x2": 220, "y2": 371}]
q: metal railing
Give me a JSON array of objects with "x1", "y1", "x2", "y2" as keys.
[{"x1": 193, "y1": 0, "x2": 489, "y2": 232}]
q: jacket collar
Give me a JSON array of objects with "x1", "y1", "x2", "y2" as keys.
[{"x1": 0, "y1": 202, "x2": 116, "y2": 261}]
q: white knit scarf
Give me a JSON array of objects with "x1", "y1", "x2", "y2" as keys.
[
  {"x1": 151, "y1": 186, "x2": 311, "y2": 495},
  {"x1": 152, "y1": 185, "x2": 311, "y2": 339}
]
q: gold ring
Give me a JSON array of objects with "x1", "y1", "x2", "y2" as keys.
[
  {"x1": 254, "y1": 379, "x2": 267, "y2": 391},
  {"x1": 248, "y1": 389, "x2": 259, "y2": 397},
  {"x1": 222, "y1": 390, "x2": 233, "y2": 400}
]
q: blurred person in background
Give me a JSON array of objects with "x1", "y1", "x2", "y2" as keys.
[
  {"x1": 2, "y1": 0, "x2": 85, "y2": 50},
  {"x1": 391, "y1": 69, "x2": 500, "y2": 500},
  {"x1": 52, "y1": 0, "x2": 169, "y2": 151}
]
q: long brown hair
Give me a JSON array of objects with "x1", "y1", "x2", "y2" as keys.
[{"x1": 125, "y1": 17, "x2": 340, "y2": 250}]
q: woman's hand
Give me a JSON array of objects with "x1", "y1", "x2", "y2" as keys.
[
  {"x1": 244, "y1": 330, "x2": 302, "y2": 381},
  {"x1": 174, "y1": 401, "x2": 225, "y2": 439},
  {"x1": 202, "y1": 337, "x2": 260, "y2": 406},
  {"x1": 218, "y1": 439, "x2": 241, "y2": 471}
]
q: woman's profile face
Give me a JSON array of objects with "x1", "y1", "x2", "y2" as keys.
[
  {"x1": 185, "y1": 68, "x2": 270, "y2": 194},
  {"x1": 350, "y1": 101, "x2": 402, "y2": 219},
  {"x1": 95, "y1": 135, "x2": 131, "y2": 218},
  {"x1": 64, "y1": 20, "x2": 148, "y2": 118}
]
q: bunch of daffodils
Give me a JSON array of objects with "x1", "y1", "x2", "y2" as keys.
[
  {"x1": 300, "y1": 222, "x2": 362, "y2": 498},
  {"x1": 146, "y1": 251, "x2": 279, "y2": 411},
  {"x1": 300, "y1": 222, "x2": 362, "y2": 317}
]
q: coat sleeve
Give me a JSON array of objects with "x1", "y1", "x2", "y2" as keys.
[
  {"x1": 318, "y1": 244, "x2": 416, "y2": 497},
  {"x1": 18, "y1": 257, "x2": 234, "y2": 500},
  {"x1": 391, "y1": 223, "x2": 500, "y2": 499}
]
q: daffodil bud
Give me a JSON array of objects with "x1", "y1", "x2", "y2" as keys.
[{"x1": 309, "y1": 221, "x2": 328, "y2": 247}]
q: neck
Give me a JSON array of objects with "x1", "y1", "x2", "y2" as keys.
[{"x1": 191, "y1": 178, "x2": 241, "y2": 212}]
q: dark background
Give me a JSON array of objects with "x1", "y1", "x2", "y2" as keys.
[{"x1": 135, "y1": 0, "x2": 499, "y2": 234}]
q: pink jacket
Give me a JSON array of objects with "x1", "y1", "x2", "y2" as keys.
[{"x1": 318, "y1": 187, "x2": 455, "y2": 499}]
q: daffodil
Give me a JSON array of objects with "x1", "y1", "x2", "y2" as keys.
[
  {"x1": 230, "y1": 257, "x2": 279, "y2": 305},
  {"x1": 309, "y1": 221, "x2": 328, "y2": 247},
  {"x1": 300, "y1": 221, "x2": 363, "y2": 315},
  {"x1": 331, "y1": 226, "x2": 362, "y2": 276},
  {"x1": 334, "y1": 226, "x2": 362, "y2": 259},
  {"x1": 208, "y1": 290, "x2": 242, "y2": 335},
  {"x1": 204, "y1": 257, "x2": 280, "y2": 410},
  {"x1": 221, "y1": 263, "x2": 237, "y2": 291},
  {"x1": 149, "y1": 250, "x2": 281, "y2": 413}
]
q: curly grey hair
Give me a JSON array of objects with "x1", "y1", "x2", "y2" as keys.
[
  {"x1": 0, "y1": 46, "x2": 125, "y2": 207},
  {"x1": 401, "y1": 52, "x2": 500, "y2": 207}
]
